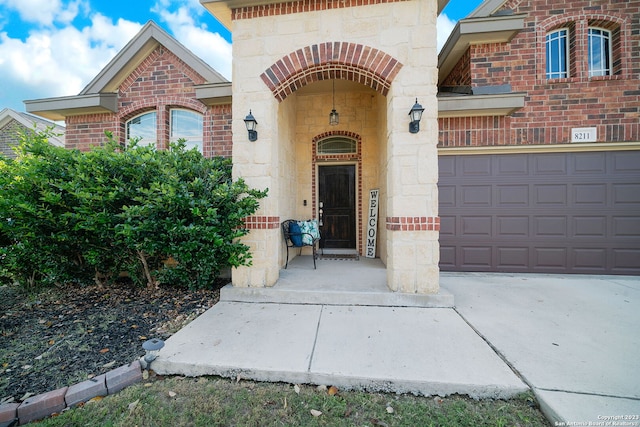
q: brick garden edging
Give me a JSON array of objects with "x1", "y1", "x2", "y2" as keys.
[{"x1": 0, "y1": 360, "x2": 143, "y2": 426}]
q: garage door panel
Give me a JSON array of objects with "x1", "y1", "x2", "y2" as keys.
[
  {"x1": 439, "y1": 185, "x2": 456, "y2": 207},
  {"x1": 497, "y1": 185, "x2": 529, "y2": 206},
  {"x1": 497, "y1": 216, "x2": 529, "y2": 236},
  {"x1": 573, "y1": 152, "x2": 607, "y2": 174},
  {"x1": 497, "y1": 155, "x2": 528, "y2": 175},
  {"x1": 573, "y1": 216, "x2": 607, "y2": 237},
  {"x1": 497, "y1": 247, "x2": 529, "y2": 268},
  {"x1": 573, "y1": 184, "x2": 607, "y2": 205},
  {"x1": 612, "y1": 217, "x2": 640, "y2": 237},
  {"x1": 461, "y1": 156, "x2": 491, "y2": 175},
  {"x1": 535, "y1": 184, "x2": 567, "y2": 205},
  {"x1": 612, "y1": 152, "x2": 640, "y2": 173},
  {"x1": 535, "y1": 216, "x2": 567, "y2": 237},
  {"x1": 439, "y1": 215, "x2": 456, "y2": 236},
  {"x1": 534, "y1": 154, "x2": 567, "y2": 175},
  {"x1": 612, "y1": 248, "x2": 640, "y2": 271},
  {"x1": 461, "y1": 216, "x2": 492, "y2": 236},
  {"x1": 439, "y1": 156, "x2": 456, "y2": 176},
  {"x1": 534, "y1": 247, "x2": 567, "y2": 269},
  {"x1": 613, "y1": 184, "x2": 640, "y2": 204},
  {"x1": 572, "y1": 248, "x2": 607, "y2": 271},
  {"x1": 461, "y1": 185, "x2": 491, "y2": 206},
  {"x1": 438, "y1": 150, "x2": 640, "y2": 275},
  {"x1": 461, "y1": 246, "x2": 492, "y2": 268},
  {"x1": 439, "y1": 246, "x2": 456, "y2": 267}
]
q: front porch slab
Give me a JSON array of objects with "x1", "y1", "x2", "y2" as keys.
[
  {"x1": 152, "y1": 301, "x2": 528, "y2": 399},
  {"x1": 223, "y1": 257, "x2": 454, "y2": 307}
]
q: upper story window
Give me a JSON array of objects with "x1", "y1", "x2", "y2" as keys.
[
  {"x1": 546, "y1": 29, "x2": 569, "y2": 79},
  {"x1": 588, "y1": 28, "x2": 612, "y2": 77},
  {"x1": 126, "y1": 111, "x2": 157, "y2": 147},
  {"x1": 170, "y1": 109, "x2": 203, "y2": 153}
]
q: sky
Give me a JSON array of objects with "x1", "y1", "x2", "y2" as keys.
[{"x1": 0, "y1": 0, "x2": 482, "y2": 114}]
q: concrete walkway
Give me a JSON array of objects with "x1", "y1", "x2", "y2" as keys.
[
  {"x1": 152, "y1": 257, "x2": 640, "y2": 425},
  {"x1": 443, "y1": 272, "x2": 640, "y2": 425}
]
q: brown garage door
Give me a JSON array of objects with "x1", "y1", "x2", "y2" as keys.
[{"x1": 438, "y1": 150, "x2": 640, "y2": 275}]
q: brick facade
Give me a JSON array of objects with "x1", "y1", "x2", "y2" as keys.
[
  {"x1": 65, "y1": 46, "x2": 233, "y2": 158},
  {"x1": 438, "y1": 0, "x2": 640, "y2": 147},
  {"x1": 0, "y1": 119, "x2": 25, "y2": 158}
]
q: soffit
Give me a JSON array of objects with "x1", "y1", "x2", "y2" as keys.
[
  {"x1": 201, "y1": 0, "x2": 450, "y2": 31},
  {"x1": 24, "y1": 94, "x2": 118, "y2": 122},
  {"x1": 437, "y1": 92, "x2": 525, "y2": 118},
  {"x1": 437, "y1": 14, "x2": 525, "y2": 85},
  {"x1": 195, "y1": 82, "x2": 233, "y2": 105}
]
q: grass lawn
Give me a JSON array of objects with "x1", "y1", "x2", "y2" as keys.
[{"x1": 34, "y1": 375, "x2": 550, "y2": 426}]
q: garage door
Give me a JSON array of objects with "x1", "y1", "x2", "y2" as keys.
[{"x1": 438, "y1": 150, "x2": 640, "y2": 275}]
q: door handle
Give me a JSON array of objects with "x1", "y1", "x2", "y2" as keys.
[{"x1": 318, "y1": 201, "x2": 323, "y2": 226}]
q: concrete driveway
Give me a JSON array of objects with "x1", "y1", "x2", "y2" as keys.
[{"x1": 441, "y1": 272, "x2": 640, "y2": 425}]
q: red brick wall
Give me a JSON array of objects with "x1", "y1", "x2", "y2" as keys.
[
  {"x1": 439, "y1": 0, "x2": 640, "y2": 147},
  {"x1": 441, "y1": 48, "x2": 471, "y2": 87},
  {"x1": 65, "y1": 46, "x2": 233, "y2": 158}
]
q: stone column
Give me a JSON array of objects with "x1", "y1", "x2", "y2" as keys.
[{"x1": 384, "y1": 0, "x2": 440, "y2": 294}]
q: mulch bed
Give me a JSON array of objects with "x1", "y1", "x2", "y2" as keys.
[{"x1": 0, "y1": 279, "x2": 224, "y2": 404}]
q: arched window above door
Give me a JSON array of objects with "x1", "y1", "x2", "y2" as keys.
[{"x1": 316, "y1": 137, "x2": 356, "y2": 155}]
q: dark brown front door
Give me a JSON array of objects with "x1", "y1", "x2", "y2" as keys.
[{"x1": 318, "y1": 165, "x2": 356, "y2": 249}]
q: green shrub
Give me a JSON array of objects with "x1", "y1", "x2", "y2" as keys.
[{"x1": 0, "y1": 129, "x2": 267, "y2": 290}]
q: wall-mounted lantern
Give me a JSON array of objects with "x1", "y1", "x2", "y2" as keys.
[
  {"x1": 244, "y1": 110, "x2": 258, "y2": 141},
  {"x1": 408, "y1": 99, "x2": 425, "y2": 134}
]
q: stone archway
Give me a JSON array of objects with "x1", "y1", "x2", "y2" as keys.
[{"x1": 260, "y1": 42, "x2": 403, "y2": 102}]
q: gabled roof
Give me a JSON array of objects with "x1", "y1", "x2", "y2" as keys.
[
  {"x1": 0, "y1": 108, "x2": 65, "y2": 147},
  {"x1": 80, "y1": 21, "x2": 227, "y2": 95},
  {"x1": 25, "y1": 21, "x2": 229, "y2": 121}
]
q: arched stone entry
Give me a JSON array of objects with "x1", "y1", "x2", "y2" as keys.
[
  {"x1": 225, "y1": 0, "x2": 441, "y2": 295},
  {"x1": 260, "y1": 42, "x2": 403, "y2": 102}
]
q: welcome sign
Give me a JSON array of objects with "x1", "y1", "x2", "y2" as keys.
[{"x1": 366, "y1": 189, "x2": 379, "y2": 258}]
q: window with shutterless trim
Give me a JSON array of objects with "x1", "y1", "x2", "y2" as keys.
[
  {"x1": 546, "y1": 28, "x2": 569, "y2": 79},
  {"x1": 588, "y1": 27, "x2": 612, "y2": 77},
  {"x1": 125, "y1": 111, "x2": 157, "y2": 147},
  {"x1": 170, "y1": 109, "x2": 203, "y2": 153}
]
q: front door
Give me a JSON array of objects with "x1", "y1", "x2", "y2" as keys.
[{"x1": 318, "y1": 165, "x2": 356, "y2": 249}]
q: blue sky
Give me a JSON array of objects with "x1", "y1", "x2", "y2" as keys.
[{"x1": 0, "y1": 0, "x2": 482, "y2": 114}]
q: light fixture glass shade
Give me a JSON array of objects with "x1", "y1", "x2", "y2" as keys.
[
  {"x1": 329, "y1": 109, "x2": 339, "y2": 125},
  {"x1": 244, "y1": 110, "x2": 257, "y2": 131},
  {"x1": 408, "y1": 99, "x2": 425, "y2": 133},
  {"x1": 243, "y1": 110, "x2": 258, "y2": 141},
  {"x1": 409, "y1": 99, "x2": 425, "y2": 122}
]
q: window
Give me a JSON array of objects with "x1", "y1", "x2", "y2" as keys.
[
  {"x1": 588, "y1": 28, "x2": 611, "y2": 77},
  {"x1": 546, "y1": 29, "x2": 569, "y2": 79},
  {"x1": 170, "y1": 109, "x2": 203, "y2": 152},
  {"x1": 317, "y1": 137, "x2": 356, "y2": 154},
  {"x1": 126, "y1": 112, "x2": 157, "y2": 147}
]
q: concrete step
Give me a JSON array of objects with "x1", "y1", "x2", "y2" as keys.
[{"x1": 221, "y1": 284, "x2": 454, "y2": 307}]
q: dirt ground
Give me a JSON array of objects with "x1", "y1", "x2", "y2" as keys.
[{"x1": 0, "y1": 279, "x2": 222, "y2": 404}]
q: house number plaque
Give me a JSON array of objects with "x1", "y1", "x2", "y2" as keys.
[{"x1": 571, "y1": 127, "x2": 597, "y2": 143}]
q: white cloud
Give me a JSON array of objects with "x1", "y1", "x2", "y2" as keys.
[
  {"x1": 437, "y1": 13, "x2": 457, "y2": 53},
  {"x1": 0, "y1": 0, "x2": 85, "y2": 26},
  {"x1": 153, "y1": 1, "x2": 232, "y2": 80},
  {"x1": 0, "y1": 14, "x2": 142, "y2": 107}
]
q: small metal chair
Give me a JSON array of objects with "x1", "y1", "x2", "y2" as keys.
[{"x1": 281, "y1": 219, "x2": 319, "y2": 269}]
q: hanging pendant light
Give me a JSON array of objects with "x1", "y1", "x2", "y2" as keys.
[{"x1": 329, "y1": 79, "x2": 339, "y2": 125}]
